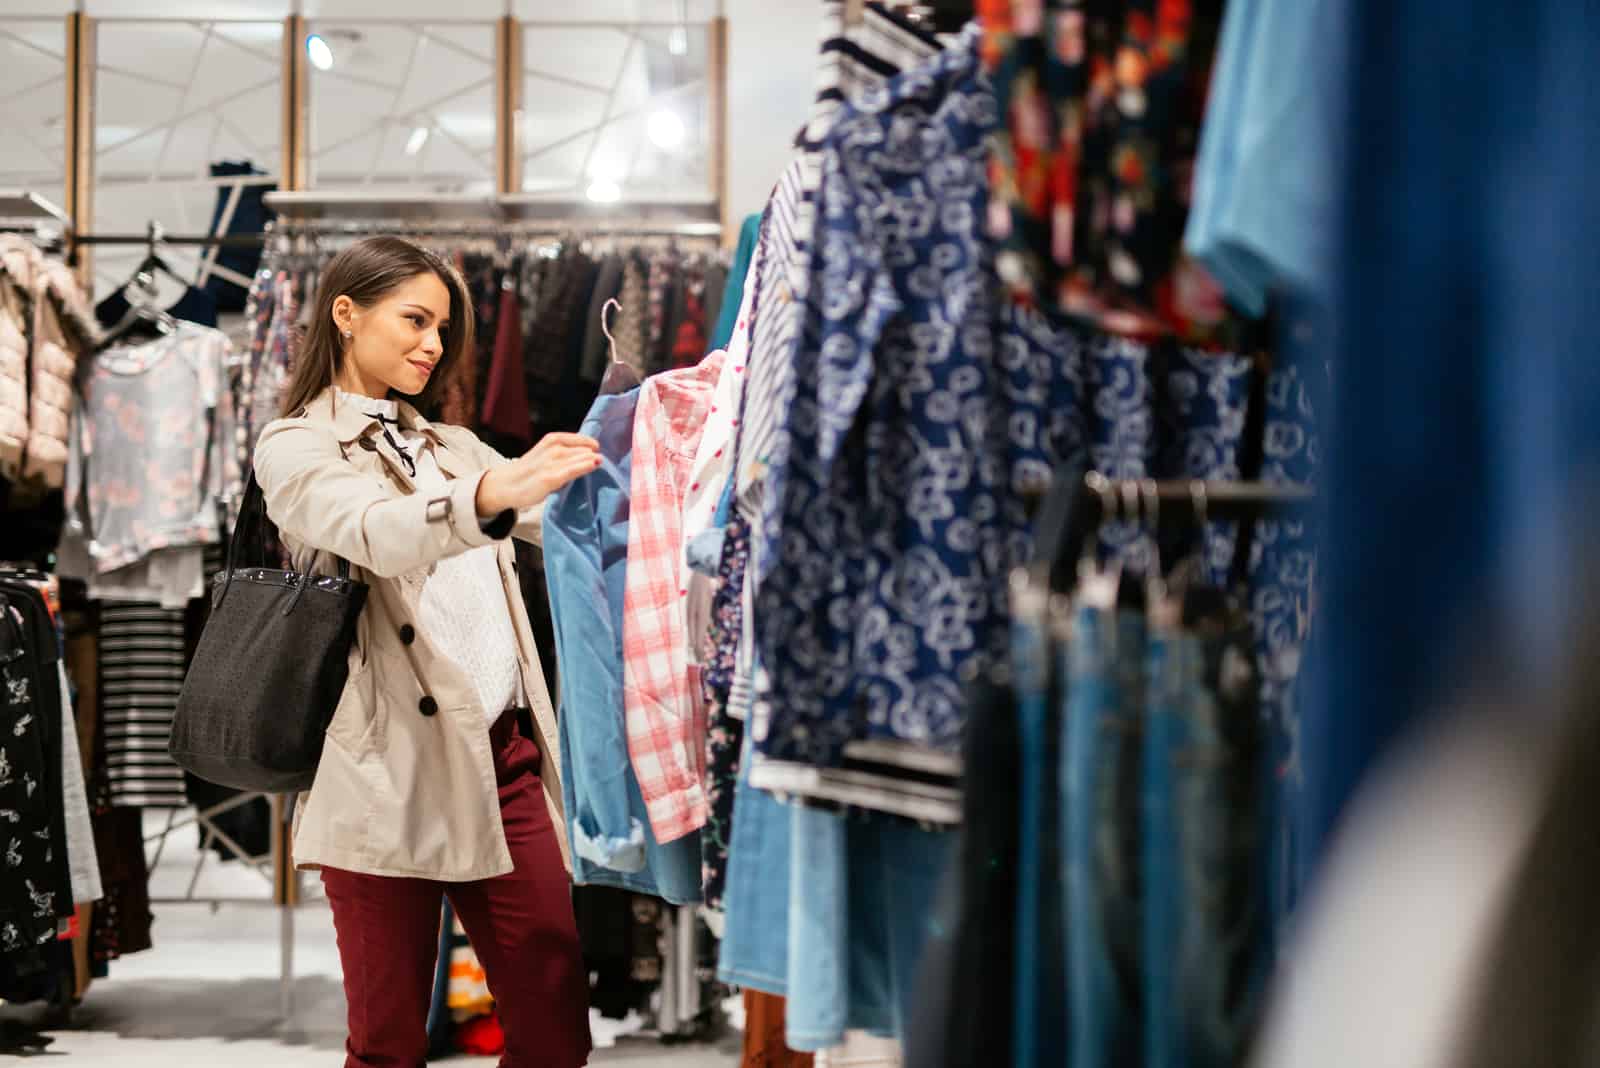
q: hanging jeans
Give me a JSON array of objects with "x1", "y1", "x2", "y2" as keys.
[
  {"x1": 1063, "y1": 605, "x2": 1147, "y2": 1068},
  {"x1": 717, "y1": 729, "x2": 794, "y2": 995},
  {"x1": 1142, "y1": 610, "x2": 1267, "y2": 1068},
  {"x1": 785, "y1": 806, "x2": 953, "y2": 1052},
  {"x1": 1011, "y1": 610, "x2": 1067, "y2": 1068}
]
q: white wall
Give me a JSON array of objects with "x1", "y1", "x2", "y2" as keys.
[{"x1": 724, "y1": 0, "x2": 816, "y2": 221}]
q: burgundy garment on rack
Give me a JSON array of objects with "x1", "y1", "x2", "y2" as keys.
[
  {"x1": 481, "y1": 285, "x2": 530, "y2": 450},
  {"x1": 670, "y1": 270, "x2": 708, "y2": 370}
]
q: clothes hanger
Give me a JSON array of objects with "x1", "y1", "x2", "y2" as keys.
[
  {"x1": 598, "y1": 297, "x2": 641, "y2": 396},
  {"x1": 126, "y1": 220, "x2": 189, "y2": 290},
  {"x1": 1077, "y1": 472, "x2": 1122, "y2": 611},
  {"x1": 98, "y1": 264, "x2": 178, "y2": 349},
  {"x1": 97, "y1": 221, "x2": 188, "y2": 347}
]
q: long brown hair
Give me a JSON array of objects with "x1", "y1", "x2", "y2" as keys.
[{"x1": 280, "y1": 236, "x2": 475, "y2": 417}]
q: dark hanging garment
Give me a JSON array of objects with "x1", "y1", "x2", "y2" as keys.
[
  {"x1": 906, "y1": 671, "x2": 1022, "y2": 1068},
  {"x1": 200, "y1": 161, "x2": 275, "y2": 314},
  {"x1": 578, "y1": 254, "x2": 626, "y2": 386},
  {"x1": 0, "y1": 583, "x2": 73, "y2": 982},
  {"x1": 0, "y1": 477, "x2": 64, "y2": 567},
  {"x1": 514, "y1": 540, "x2": 558, "y2": 697}
]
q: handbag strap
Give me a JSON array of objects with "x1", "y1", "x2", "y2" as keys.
[{"x1": 219, "y1": 471, "x2": 351, "y2": 605}]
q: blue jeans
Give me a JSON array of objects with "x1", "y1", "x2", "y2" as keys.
[
  {"x1": 1063, "y1": 606, "x2": 1146, "y2": 1068},
  {"x1": 1142, "y1": 615, "x2": 1267, "y2": 1068},
  {"x1": 1011, "y1": 612, "x2": 1067, "y2": 1068},
  {"x1": 785, "y1": 807, "x2": 954, "y2": 1052},
  {"x1": 716, "y1": 732, "x2": 794, "y2": 994}
]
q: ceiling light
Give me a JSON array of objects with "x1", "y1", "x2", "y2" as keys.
[
  {"x1": 305, "y1": 34, "x2": 334, "y2": 71},
  {"x1": 668, "y1": 26, "x2": 688, "y2": 55},
  {"x1": 647, "y1": 109, "x2": 686, "y2": 151},
  {"x1": 585, "y1": 179, "x2": 621, "y2": 204},
  {"x1": 405, "y1": 126, "x2": 431, "y2": 156}
]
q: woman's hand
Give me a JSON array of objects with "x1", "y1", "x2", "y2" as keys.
[{"x1": 475, "y1": 433, "x2": 601, "y2": 517}]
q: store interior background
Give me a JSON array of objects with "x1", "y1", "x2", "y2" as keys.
[
  {"x1": 0, "y1": 1, "x2": 815, "y2": 1062},
  {"x1": 0, "y1": 0, "x2": 816, "y2": 294}
]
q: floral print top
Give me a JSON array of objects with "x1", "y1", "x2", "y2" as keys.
[
  {"x1": 981, "y1": 0, "x2": 1252, "y2": 349},
  {"x1": 66, "y1": 324, "x2": 238, "y2": 573}
]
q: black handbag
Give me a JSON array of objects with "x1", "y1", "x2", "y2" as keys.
[{"x1": 170, "y1": 472, "x2": 368, "y2": 792}]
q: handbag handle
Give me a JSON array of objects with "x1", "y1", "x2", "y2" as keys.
[{"x1": 217, "y1": 471, "x2": 351, "y2": 608}]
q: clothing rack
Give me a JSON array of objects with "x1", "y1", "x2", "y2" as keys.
[
  {"x1": 1030, "y1": 472, "x2": 1316, "y2": 590},
  {"x1": 0, "y1": 190, "x2": 73, "y2": 253},
  {"x1": 263, "y1": 191, "x2": 723, "y2": 239},
  {"x1": 72, "y1": 232, "x2": 270, "y2": 248},
  {"x1": 0, "y1": 189, "x2": 72, "y2": 231}
]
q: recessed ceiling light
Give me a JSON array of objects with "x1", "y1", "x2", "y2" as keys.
[
  {"x1": 585, "y1": 179, "x2": 621, "y2": 204},
  {"x1": 647, "y1": 109, "x2": 686, "y2": 151},
  {"x1": 306, "y1": 34, "x2": 334, "y2": 71},
  {"x1": 405, "y1": 126, "x2": 430, "y2": 156}
]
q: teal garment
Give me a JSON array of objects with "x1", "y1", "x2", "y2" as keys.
[
  {"x1": 709, "y1": 213, "x2": 761, "y2": 350},
  {"x1": 1184, "y1": 0, "x2": 1347, "y2": 316}
]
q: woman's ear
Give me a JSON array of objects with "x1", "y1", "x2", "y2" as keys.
[{"x1": 331, "y1": 294, "x2": 355, "y2": 337}]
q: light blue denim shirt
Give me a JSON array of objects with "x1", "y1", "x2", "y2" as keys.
[{"x1": 544, "y1": 388, "x2": 702, "y2": 904}]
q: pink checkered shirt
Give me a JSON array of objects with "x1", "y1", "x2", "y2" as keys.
[{"x1": 622, "y1": 349, "x2": 726, "y2": 843}]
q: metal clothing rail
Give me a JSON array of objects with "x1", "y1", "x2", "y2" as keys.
[
  {"x1": 0, "y1": 189, "x2": 72, "y2": 230},
  {"x1": 1028, "y1": 472, "x2": 1317, "y2": 592},
  {"x1": 272, "y1": 220, "x2": 724, "y2": 241},
  {"x1": 72, "y1": 232, "x2": 271, "y2": 248},
  {"x1": 265, "y1": 190, "x2": 721, "y2": 230}
]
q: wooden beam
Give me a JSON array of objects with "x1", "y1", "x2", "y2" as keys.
[
  {"x1": 282, "y1": 15, "x2": 309, "y2": 191},
  {"x1": 64, "y1": 13, "x2": 95, "y2": 286},
  {"x1": 708, "y1": 16, "x2": 729, "y2": 247},
  {"x1": 495, "y1": 16, "x2": 523, "y2": 195}
]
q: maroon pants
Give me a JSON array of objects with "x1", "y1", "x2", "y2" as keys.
[{"x1": 321, "y1": 714, "x2": 592, "y2": 1068}]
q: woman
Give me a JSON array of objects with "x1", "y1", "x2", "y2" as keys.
[{"x1": 253, "y1": 236, "x2": 600, "y2": 1067}]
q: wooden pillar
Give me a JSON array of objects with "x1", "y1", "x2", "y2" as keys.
[
  {"x1": 64, "y1": 13, "x2": 94, "y2": 285},
  {"x1": 282, "y1": 15, "x2": 309, "y2": 192},
  {"x1": 495, "y1": 16, "x2": 523, "y2": 195},
  {"x1": 708, "y1": 16, "x2": 729, "y2": 245}
]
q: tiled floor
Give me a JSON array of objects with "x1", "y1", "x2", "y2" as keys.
[{"x1": 5, "y1": 812, "x2": 739, "y2": 1066}]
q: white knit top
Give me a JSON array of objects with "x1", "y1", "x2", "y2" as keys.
[{"x1": 339, "y1": 390, "x2": 523, "y2": 726}]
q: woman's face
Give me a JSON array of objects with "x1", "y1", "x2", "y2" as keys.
[{"x1": 333, "y1": 271, "x2": 451, "y2": 398}]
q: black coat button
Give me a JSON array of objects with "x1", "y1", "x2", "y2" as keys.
[
  {"x1": 399, "y1": 623, "x2": 415, "y2": 645},
  {"x1": 419, "y1": 696, "x2": 438, "y2": 717}
]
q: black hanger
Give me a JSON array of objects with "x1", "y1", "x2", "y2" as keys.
[
  {"x1": 98, "y1": 221, "x2": 181, "y2": 347},
  {"x1": 126, "y1": 220, "x2": 189, "y2": 290}
]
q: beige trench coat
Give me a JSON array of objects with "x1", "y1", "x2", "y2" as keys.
[{"x1": 254, "y1": 387, "x2": 570, "y2": 881}]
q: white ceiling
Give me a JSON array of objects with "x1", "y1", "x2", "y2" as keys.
[{"x1": 0, "y1": 0, "x2": 816, "y2": 298}]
